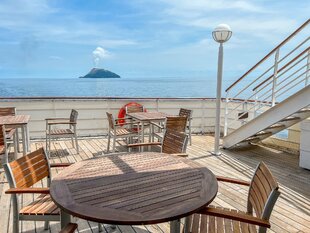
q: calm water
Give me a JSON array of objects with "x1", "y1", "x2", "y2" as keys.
[{"x1": 0, "y1": 77, "x2": 229, "y2": 97}]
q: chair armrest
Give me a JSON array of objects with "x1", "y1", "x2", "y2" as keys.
[
  {"x1": 216, "y1": 176, "x2": 251, "y2": 186},
  {"x1": 127, "y1": 142, "x2": 161, "y2": 147},
  {"x1": 115, "y1": 122, "x2": 137, "y2": 127},
  {"x1": 60, "y1": 223, "x2": 78, "y2": 233},
  {"x1": 199, "y1": 207, "x2": 271, "y2": 228},
  {"x1": 50, "y1": 163, "x2": 74, "y2": 168},
  {"x1": 5, "y1": 187, "x2": 50, "y2": 194},
  {"x1": 115, "y1": 117, "x2": 132, "y2": 121},
  {"x1": 170, "y1": 153, "x2": 188, "y2": 157},
  {"x1": 150, "y1": 121, "x2": 164, "y2": 129},
  {"x1": 46, "y1": 118, "x2": 69, "y2": 121},
  {"x1": 47, "y1": 121, "x2": 76, "y2": 125}
]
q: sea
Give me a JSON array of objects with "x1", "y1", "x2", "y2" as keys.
[{"x1": 0, "y1": 77, "x2": 229, "y2": 98}]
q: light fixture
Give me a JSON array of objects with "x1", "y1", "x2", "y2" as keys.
[{"x1": 212, "y1": 24, "x2": 232, "y2": 43}]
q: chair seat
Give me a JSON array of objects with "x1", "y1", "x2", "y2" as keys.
[
  {"x1": 153, "y1": 132, "x2": 163, "y2": 139},
  {"x1": 188, "y1": 206, "x2": 258, "y2": 233},
  {"x1": 112, "y1": 128, "x2": 137, "y2": 136},
  {"x1": 20, "y1": 194, "x2": 60, "y2": 216},
  {"x1": 47, "y1": 128, "x2": 74, "y2": 136}
]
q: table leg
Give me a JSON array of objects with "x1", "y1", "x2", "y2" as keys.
[
  {"x1": 21, "y1": 126, "x2": 27, "y2": 156},
  {"x1": 26, "y1": 124, "x2": 30, "y2": 152},
  {"x1": 170, "y1": 219, "x2": 181, "y2": 233},
  {"x1": 61, "y1": 209, "x2": 71, "y2": 229},
  {"x1": 141, "y1": 122, "x2": 144, "y2": 152},
  {"x1": 16, "y1": 128, "x2": 21, "y2": 153},
  {"x1": 141, "y1": 122, "x2": 144, "y2": 142}
]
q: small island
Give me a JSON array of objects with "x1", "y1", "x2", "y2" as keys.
[{"x1": 79, "y1": 68, "x2": 120, "y2": 78}]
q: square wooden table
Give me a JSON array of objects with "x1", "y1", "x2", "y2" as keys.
[
  {"x1": 127, "y1": 111, "x2": 173, "y2": 142},
  {"x1": 50, "y1": 152, "x2": 218, "y2": 233},
  {"x1": 0, "y1": 115, "x2": 30, "y2": 155}
]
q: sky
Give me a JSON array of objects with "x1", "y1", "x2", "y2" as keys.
[{"x1": 0, "y1": 0, "x2": 309, "y2": 79}]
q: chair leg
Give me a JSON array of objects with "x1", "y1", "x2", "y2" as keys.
[
  {"x1": 44, "y1": 221, "x2": 49, "y2": 230},
  {"x1": 71, "y1": 136, "x2": 75, "y2": 148},
  {"x1": 112, "y1": 137, "x2": 116, "y2": 153},
  {"x1": 48, "y1": 135, "x2": 51, "y2": 156},
  {"x1": 188, "y1": 120, "x2": 192, "y2": 146},
  {"x1": 98, "y1": 223, "x2": 103, "y2": 232},
  {"x1": 107, "y1": 134, "x2": 111, "y2": 153},
  {"x1": 13, "y1": 133, "x2": 18, "y2": 160},
  {"x1": 12, "y1": 196, "x2": 19, "y2": 233},
  {"x1": 75, "y1": 134, "x2": 79, "y2": 154}
]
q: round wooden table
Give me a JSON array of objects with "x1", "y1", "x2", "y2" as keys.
[{"x1": 50, "y1": 152, "x2": 218, "y2": 232}]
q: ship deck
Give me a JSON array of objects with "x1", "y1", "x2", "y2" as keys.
[{"x1": 0, "y1": 135, "x2": 309, "y2": 233}]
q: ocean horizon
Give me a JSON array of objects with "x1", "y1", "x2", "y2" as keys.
[{"x1": 0, "y1": 77, "x2": 236, "y2": 98}]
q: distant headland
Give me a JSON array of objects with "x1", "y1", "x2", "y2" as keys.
[{"x1": 79, "y1": 68, "x2": 120, "y2": 78}]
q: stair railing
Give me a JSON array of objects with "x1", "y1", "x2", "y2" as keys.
[{"x1": 224, "y1": 19, "x2": 310, "y2": 136}]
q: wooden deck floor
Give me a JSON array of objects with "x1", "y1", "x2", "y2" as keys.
[{"x1": 0, "y1": 135, "x2": 309, "y2": 233}]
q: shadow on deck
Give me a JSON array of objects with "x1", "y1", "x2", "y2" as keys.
[{"x1": 0, "y1": 135, "x2": 309, "y2": 233}]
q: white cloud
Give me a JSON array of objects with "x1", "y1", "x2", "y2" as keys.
[{"x1": 49, "y1": 56, "x2": 63, "y2": 61}]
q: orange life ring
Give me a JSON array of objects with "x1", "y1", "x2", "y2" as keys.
[{"x1": 117, "y1": 102, "x2": 146, "y2": 126}]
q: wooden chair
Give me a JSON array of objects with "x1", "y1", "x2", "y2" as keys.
[
  {"x1": 0, "y1": 107, "x2": 18, "y2": 157},
  {"x1": 3, "y1": 147, "x2": 73, "y2": 233},
  {"x1": 179, "y1": 108, "x2": 193, "y2": 145},
  {"x1": 128, "y1": 129, "x2": 189, "y2": 157},
  {"x1": 59, "y1": 223, "x2": 78, "y2": 233},
  {"x1": 46, "y1": 109, "x2": 79, "y2": 156},
  {"x1": 125, "y1": 104, "x2": 151, "y2": 139},
  {"x1": 0, "y1": 125, "x2": 8, "y2": 164},
  {"x1": 186, "y1": 162, "x2": 280, "y2": 233},
  {"x1": 152, "y1": 116, "x2": 187, "y2": 142},
  {"x1": 106, "y1": 112, "x2": 139, "y2": 153}
]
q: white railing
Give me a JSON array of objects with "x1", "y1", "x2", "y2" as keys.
[{"x1": 224, "y1": 19, "x2": 310, "y2": 135}]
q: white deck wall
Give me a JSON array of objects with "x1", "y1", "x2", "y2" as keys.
[
  {"x1": 0, "y1": 98, "x2": 223, "y2": 138},
  {"x1": 0, "y1": 98, "x2": 301, "y2": 149}
]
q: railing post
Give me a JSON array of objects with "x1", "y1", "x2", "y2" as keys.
[
  {"x1": 254, "y1": 90, "x2": 258, "y2": 117},
  {"x1": 224, "y1": 92, "x2": 229, "y2": 136},
  {"x1": 271, "y1": 49, "x2": 280, "y2": 106},
  {"x1": 306, "y1": 50, "x2": 310, "y2": 86},
  {"x1": 241, "y1": 101, "x2": 248, "y2": 125}
]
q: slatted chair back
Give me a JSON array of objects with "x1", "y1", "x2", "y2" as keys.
[
  {"x1": 5, "y1": 148, "x2": 50, "y2": 189},
  {"x1": 126, "y1": 105, "x2": 144, "y2": 114},
  {"x1": 179, "y1": 108, "x2": 192, "y2": 119},
  {"x1": 165, "y1": 116, "x2": 187, "y2": 132},
  {"x1": 106, "y1": 112, "x2": 115, "y2": 130},
  {"x1": 70, "y1": 109, "x2": 78, "y2": 124},
  {"x1": 0, "y1": 107, "x2": 16, "y2": 116},
  {"x1": 0, "y1": 125, "x2": 5, "y2": 147},
  {"x1": 247, "y1": 162, "x2": 280, "y2": 222},
  {"x1": 161, "y1": 130, "x2": 188, "y2": 154}
]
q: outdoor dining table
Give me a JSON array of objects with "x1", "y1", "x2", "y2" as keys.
[
  {"x1": 50, "y1": 152, "x2": 218, "y2": 233},
  {"x1": 127, "y1": 111, "x2": 173, "y2": 142},
  {"x1": 0, "y1": 115, "x2": 30, "y2": 155}
]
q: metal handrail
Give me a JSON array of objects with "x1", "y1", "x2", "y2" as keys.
[
  {"x1": 224, "y1": 19, "x2": 310, "y2": 136},
  {"x1": 225, "y1": 19, "x2": 310, "y2": 92},
  {"x1": 252, "y1": 47, "x2": 309, "y2": 91}
]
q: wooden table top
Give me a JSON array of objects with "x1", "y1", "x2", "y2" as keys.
[
  {"x1": 0, "y1": 115, "x2": 30, "y2": 125},
  {"x1": 127, "y1": 112, "x2": 172, "y2": 121},
  {"x1": 50, "y1": 152, "x2": 218, "y2": 225}
]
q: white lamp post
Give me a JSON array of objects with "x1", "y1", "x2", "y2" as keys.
[{"x1": 212, "y1": 24, "x2": 232, "y2": 155}]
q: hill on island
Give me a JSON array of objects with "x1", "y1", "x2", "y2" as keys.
[{"x1": 79, "y1": 68, "x2": 120, "y2": 78}]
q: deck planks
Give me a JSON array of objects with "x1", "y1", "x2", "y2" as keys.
[{"x1": 0, "y1": 135, "x2": 309, "y2": 233}]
